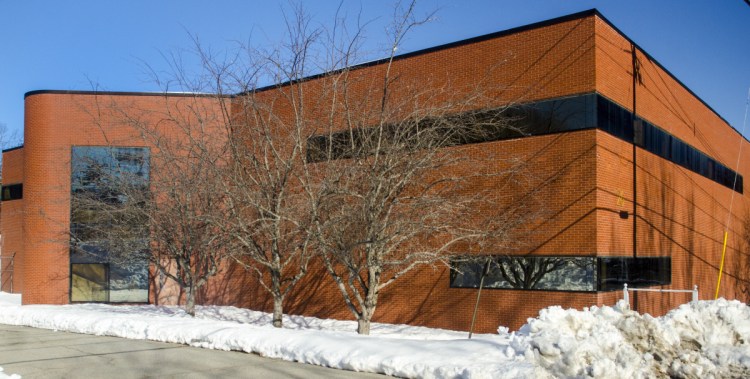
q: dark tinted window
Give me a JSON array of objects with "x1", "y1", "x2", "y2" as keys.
[
  {"x1": 597, "y1": 257, "x2": 671, "y2": 291},
  {"x1": 515, "y1": 94, "x2": 597, "y2": 135},
  {"x1": 596, "y1": 95, "x2": 742, "y2": 194},
  {"x1": 450, "y1": 256, "x2": 597, "y2": 292},
  {"x1": 1, "y1": 183, "x2": 22, "y2": 201},
  {"x1": 309, "y1": 93, "x2": 744, "y2": 193},
  {"x1": 597, "y1": 95, "x2": 633, "y2": 141},
  {"x1": 308, "y1": 94, "x2": 598, "y2": 162},
  {"x1": 642, "y1": 122, "x2": 671, "y2": 159},
  {"x1": 451, "y1": 255, "x2": 671, "y2": 293}
]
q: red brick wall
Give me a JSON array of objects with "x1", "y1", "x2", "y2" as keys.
[
  {"x1": 19, "y1": 92, "x2": 226, "y2": 305},
  {"x1": 209, "y1": 13, "x2": 601, "y2": 332},
  {"x1": 202, "y1": 127, "x2": 601, "y2": 332},
  {"x1": 1, "y1": 148, "x2": 24, "y2": 293},
  {"x1": 594, "y1": 18, "x2": 750, "y2": 315},
  {"x1": 218, "y1": 12, "x2": 749, "y2": 331},
  {"x1": 7, "y1": 12, "x2": 747, "y2": 333}
]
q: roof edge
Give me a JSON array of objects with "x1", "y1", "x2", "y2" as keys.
[
  {"x1": 2, "y1": 144, "x2": 24, "y2": 153},
  {"x1": 249, "y1": 8, "x2": 741, "y2": 142},
  {"x1": 250, "y1": 9, "x2": 601, "y2": 94},
  {"x1": 592, "y1": 11, "x2": 739, "y2": 136},
  {"x1": 24, "y1": 89, "x2": 228, "y2": 99}
]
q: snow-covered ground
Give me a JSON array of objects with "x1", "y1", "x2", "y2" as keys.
[{"x1": 0, "y1": 291, "x2": 748, "y2": 378}]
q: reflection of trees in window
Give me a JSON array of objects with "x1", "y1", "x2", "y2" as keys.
[
  {"x1": 451, "y1": 255, "x2": 671, "y2": 292},
  {"x1": 494, "y1": 256, "x2": 570, "y2": 289},
  {"x1": 306, "y1": 95, "x2": 598, "y2": 163},
  {"x1": 70, "y1": 146, "x2": 150, "y2": 303},
  {"x1": 490, "y1": 256, "x2": 595, "y2": 291},
  {"x1": 451, "y1": 256, "x2": 596, "y2": 292}
]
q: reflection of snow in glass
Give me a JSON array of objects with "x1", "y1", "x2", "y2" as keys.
[
  {"x1": 452, "y1": 257, "x2": 596, "y2": 292},
  {"x1": 70, "y1": 147, "x2": 151, "y2": 303},
  {"x1": 109, "y1": 289, "x2": 149, "y2": 302}
]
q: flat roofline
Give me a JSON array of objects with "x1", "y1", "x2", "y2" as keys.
[
  {"x1": 249, "y1": 9, "x2": 602, "y2": 94},
  {"x1": 592, "y1": 12, "x2": 740, "y2": 138},
  {"x1": 23, "y1": 10, "x2": 742, "y2": 143},
  {"x1": 24, "y1": 89, "x2": 226, "y2": 99},
  {"x1": 2, "y1": 144, "x2": 23, "y2": 153},
  {"x1": 247, "y1": 8, "x2": 741, "y2": 141}
]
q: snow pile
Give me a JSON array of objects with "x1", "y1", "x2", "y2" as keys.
[
  {"x1": 0, "y1": 292, "x2": 20, "y2": 306},
  {"x1": 0, "y1": 294, "x2": 542, "y2": 378},
  {"x1": 1, "y1": 290, "x2": 748, "y2": 379},
  {"x1": 519, "y1": 299, "x2": 750, "y2": 378},
  {"x1": 0, "y1": 367, "x2": 21, "y2": 379}
]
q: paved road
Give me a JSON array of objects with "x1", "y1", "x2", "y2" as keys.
[{"x1": 0, "y1": 324, "x2": 387, "y2": 379}]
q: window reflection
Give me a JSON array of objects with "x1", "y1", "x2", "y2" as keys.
[
  {"x1": 598, "y1": 257, "x2": 671, "y2": 291},
  {"x1": 450, "y1": 256, "x2": 596, "y2": 292},
  {"x1": 71, "y1": 263, "x2": 108, "y2": 302},
  {"x1": 70, "y1": 146, "x2": 150, "y2": 303},
  {"x1": 307, "y1": 93, "x2": 741, "y2": 193},
  {"x1": 450, "y1": 255, "x2": 671, "y2": 292}
]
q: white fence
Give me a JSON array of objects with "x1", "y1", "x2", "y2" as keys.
[{"x1": 622, "y1": 283, "x2": 698, "y2": 309}]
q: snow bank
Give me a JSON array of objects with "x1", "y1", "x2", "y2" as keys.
[
  {"x1": 0, "y1": 294, "x2": 541, "y2": 378},
  {"x1": 519, "y1": 299, "x2": 750, "y2": 378},
  {"x1": 0, "y1": 292, "x2": 20, "y2": 306},
  {"x1": 1, "y1": 291, "x2": 748, "y2": 379},
  {"x1": 0, "y1": 367, "x2": 21, "y2": 379}
]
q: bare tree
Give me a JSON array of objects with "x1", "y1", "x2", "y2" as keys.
[
  {"x1": 143, "y1": 109, "x2": 229, "y2": 316},
  {"x1": 0, "y1": 122, "x2": 22, "y2": 179},
  {"x1": 185, "y1": 6, "x2": 326, "y2": 329},
  {"x1": 71, "y1": 94, "x2": 231, "y2": 316},
  {"x1": 300, "y1": 1, "x2": 540, "y2": 335},
  {"x1": 69, "y1": 0, "x2": 541, "y2": 331}
]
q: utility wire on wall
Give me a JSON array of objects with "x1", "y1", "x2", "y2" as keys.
[{"x1": 715, "y1": 87, "x2": 750, "y2": 299}]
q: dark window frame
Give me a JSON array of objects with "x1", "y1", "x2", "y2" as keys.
[
  {"x1": 597, "y1": 256, "x2": 672, "y2": 291},
  {"x1": 449, "y1": 255, "x2": 598, "y2": 293},
  {"x1": 449, "y1": 255, "x2": 672, "y2": 293},
  {"x1": 306, "y1": 93, "x2": 743, "y2": 193},
  {"x1": 69, "y1": 146, "x2": 151, "y2": 304},
  {"x1": 596, "y1": 95, "x2": 743, "y2": 194},
  {"x1": 1, "y1": 183, "x2": 23, "y2": 201}
]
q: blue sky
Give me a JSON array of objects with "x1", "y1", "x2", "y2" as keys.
[{"x1": 0, "y1": 1, "x2": 748, "y2": 144}]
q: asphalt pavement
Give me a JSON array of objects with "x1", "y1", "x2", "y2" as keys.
[{"x1": 0, "y1": 324, "x2": 387, "y2": 379}]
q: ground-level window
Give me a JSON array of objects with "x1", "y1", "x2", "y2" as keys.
[
  {"x1": 450, "y1": 255, "x2": 671, "y2": 292},
  {"x1": 71, "y1": 263, "x2": 108, "y2": 302},
  {"x1": 69, "y1": 146, "x2": 150, "y2": 303},
  {"x1": 597, "y1": 256, "x2": 671, "y2": 291}
]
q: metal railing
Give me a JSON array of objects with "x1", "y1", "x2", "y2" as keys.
[
  {"x1": 622, "y1": 283, "x2": 698, "y2": 309},
  {"x1": 0, "y1": 253, "x2": 15, "y2": 293}
]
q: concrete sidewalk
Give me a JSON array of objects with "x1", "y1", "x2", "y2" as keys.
[{"x1": 0, "y1": 324, "x2": 387, "y2": 378}]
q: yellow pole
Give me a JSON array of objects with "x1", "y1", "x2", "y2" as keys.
[
  {"x1": 715, "y1": 87, "x2": 749, "y2": 301},
  {"x1": 714, "y1": 231, "x2": 729, "y2": 300}
]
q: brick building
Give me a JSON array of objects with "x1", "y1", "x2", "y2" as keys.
[{"x1": 2, "y1": 10, "x2": 748, "y2": 332}]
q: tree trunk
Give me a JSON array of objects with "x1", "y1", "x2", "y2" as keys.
[
  {"x1": 357, "y1": 300, "x2": 377, "y2": 335},
  {"x1": 356, "y1": 268, "x2": 380, "y2": 335},
  {"x1": 272, "y1": 294, "x2": 284, "y2": 328},
  {"x1": 357, "y1": 317, "x2": 371, "y2": 335},
  {"x1": 185, "y1": 286, "x2": 196, "y2": 317}
]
